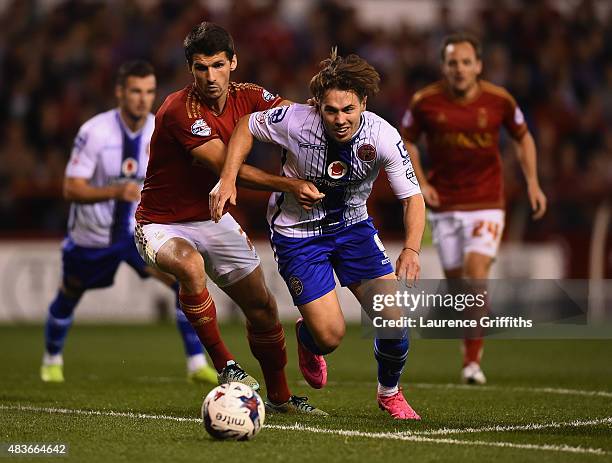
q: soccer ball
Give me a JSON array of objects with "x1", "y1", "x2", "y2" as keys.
[{"x1": 201, "y1": 382, "x2": 265, "y2": 441}]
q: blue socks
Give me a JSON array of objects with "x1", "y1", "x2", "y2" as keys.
[
  {"x1": 374, "y1": 336, "x2": 409, "y2": 387},
  {"x1": 298, "y1": 321, "x2": 326, "y2": 355},
  {"x1": 172, "y1": 283, "x2": 204, "y2": 357},
  {"x1": 44, "y1": 291, "x2": 80, "y2": 355}
]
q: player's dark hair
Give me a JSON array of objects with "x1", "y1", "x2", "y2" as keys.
[
  {"x1": 184, "y1": 22, "x2": 235, "y2": 66},
  {"x1": 309, "y1": 48, "x2": 380, "y2": 102},
  {"x1": 116, "y1": 60, "x2": 155, "y2": 87},
  {"x1": 440, "y1": 33, "x2": 482, "y2": 61}
]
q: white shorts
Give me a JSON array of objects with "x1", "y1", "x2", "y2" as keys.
[
  {"x1": 429, "y1": 209, "x2": 505, "y2": 270},
  {"x1": 135, "y1": 213, "x2": 260, "y2": 288}
]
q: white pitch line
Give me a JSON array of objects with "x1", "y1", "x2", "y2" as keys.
[
  {"x1": 0, "y1": 404, "x2": 199, "y2": 423},
  {"x1": 404, "y1": 417, "x2": 612, "y2": 436},
  {"x1": 411, "y1": 383, "x2": 612, "y2": 398},
  {"x1": 297, "y1": 380, "x2": 612, "y2": 398},
  {"x1": 1, "y1": 404, "x2": 609, "y2": 456},
  {"x1": 264, "y1": 423, "x2": 608, "y2": 455}
]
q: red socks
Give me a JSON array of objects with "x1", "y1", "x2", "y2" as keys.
[
  {"x1": 463, "y1": 338, "x2": 484, "y2": 366},
  {"x1": 179, "y1": 288, "x2": 233, "y2": 372},
  {"x1": 247, "y1": 323, "x2": 291, "y2": 404}
]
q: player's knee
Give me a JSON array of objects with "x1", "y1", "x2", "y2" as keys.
[
  {"x1": 464, "y1": 265, "x2": 489, "y2": 280},
  {"x1": 316, "y1": 325, "x2": 345, "y2": 354},
  {"x1": 171, "y1": 251, "x2": 205, "y2": 284},
  {"x1": 60, "y1": 283, "x2": 83, "y2": 300}
]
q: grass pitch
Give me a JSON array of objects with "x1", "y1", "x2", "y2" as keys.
[{"x1": 1, "y1": 324, "x2": 611, "y2": 462}]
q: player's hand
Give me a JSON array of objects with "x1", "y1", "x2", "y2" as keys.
[
  {"x1": 209, "y1": 179, "x2": 237, "y2": 223},
  {"x1": 421, "y1": 183, "x2": 440, "y2": 207},
  {"x1": 528, "y1": 182, "x2": 547, "y2": 220},
  {"x1": 395, "y1": 248, "x2": 420, "y2": 287},
  {"x1": 115, "y1": 182, "x2": 141, "y2": 202},
  {"x1": 287, "y1": 179, "x2": 325, "y2": 210}
]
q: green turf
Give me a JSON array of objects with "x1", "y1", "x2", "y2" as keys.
[{"x1": 1, "y1": 324, "x2": 611, "y2": 462}]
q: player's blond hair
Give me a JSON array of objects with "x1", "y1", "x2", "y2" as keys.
[{"x1": 309, "y1": 48, "x2": 380, "y2": 102}]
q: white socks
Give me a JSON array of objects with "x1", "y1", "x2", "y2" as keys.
[
  {"x1": 377, "y1": 383, "x2": 399, "y2": 397},
  {"x1": 43, "y1": 352, "x2": 63, "y2": 366},
  {"x1": 187, "y1": 353, "x2": 208, "y2": 373}
]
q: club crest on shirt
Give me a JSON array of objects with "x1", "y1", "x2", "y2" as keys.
[
  {"x1": 357, "y1": 144, "x2": 377, "y2": 162},
  {"x1": 327, "y1": 161, "x2": 347, "y2": 179},
  {"x1": 255, "y1": 110, "x2": 269, "y2": 124},
  {"x1": 262, "y1": 89, "x2": 276, "y2": 102},
  {"x1": 121, "y1": 157, "x2": 138, "y2": 177},
  {"x1": 289, "y1": 276, "x2": 303, "y2": 296},
  {"x1": 191, "y1": 118, "x2": 212, "y2": 137}
]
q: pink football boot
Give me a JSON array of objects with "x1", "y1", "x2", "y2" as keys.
[
  {"x1": 377, "y1": 387, "x2": 421, "y2": 420},
  {"x1": 295, "y1": 318, "x2": 327, "y2": 389}
]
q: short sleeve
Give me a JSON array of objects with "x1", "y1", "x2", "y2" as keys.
[
  {"x1": 165, "y1": 110, "x2": 220, "y2": 152},
  {"x1": 65, "y1": 126, "x2": 98, "y2": 178},
  {"x1": 502, "y1": 97, "x2": 528, "y2": 140},
  {"x1": 379, "y1": 124, "x2": 422, "y2": 199},
  {"x1": 247, "y1": 85, "x2": 283, "y2": 112},
  {"x1": 248, "y1": 105, "x2": 293, "y2": 148},
  {"x1": 399, "y1": 97, "x2": 423, "y2": 142}
]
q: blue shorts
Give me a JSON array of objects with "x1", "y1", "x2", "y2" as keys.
[
  {"x1": 61, "y1": 236, "x2": 149, "y2": 291},
  {"x1": 271, "y1": 218, "x2": 393, "y2": 305}
]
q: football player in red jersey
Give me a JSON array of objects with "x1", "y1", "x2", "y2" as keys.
[
  {"x1": 401, "y1": 33, "x2": 547, "y2": 384},
  {"x1": 136, "y1": 22, "x2": 326, "y2": 414}
]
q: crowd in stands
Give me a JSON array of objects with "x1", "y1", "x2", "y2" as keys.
[{"x1": 0, "y1": 0, "x2": 610, "y2": 275}]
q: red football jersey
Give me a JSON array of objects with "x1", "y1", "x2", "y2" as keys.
[
  {"x1": 136, "y1": 82, "x2": 282, "y2": 224},
  {"x1": 400, "y1": 80, "x2": 527, "y2": 211}
]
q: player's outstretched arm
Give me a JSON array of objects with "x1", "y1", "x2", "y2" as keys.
[
  {"x1": 209, "y1": 115, "x2": 254, "y2": 222},
  {"x1": 402, "y1": 139, "x2": 440, "y2": 208},
  {"x1": 395, "y1": 194, "x2": 426, "y2": 286},
  {"x1": 63, "y1": 177, "x2": 140, "y2": 203},
  {"x1": 237, "y1": 164, "x2": 324, "y2": 210},
  {"x1": 512, "y1": 132, "x2": 547, "y2": 220}
]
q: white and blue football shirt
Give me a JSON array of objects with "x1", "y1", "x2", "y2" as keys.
[
  {"x1": 65, "y1": 109, "x2": 154, "y2": 247},
  {"x1": 248, "y1": 104, "x2": 421, "y2": 238}
]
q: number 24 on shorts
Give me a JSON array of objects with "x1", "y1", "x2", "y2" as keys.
[{"x1": 472, "y1": 220, "x2": 500, "y2": 241}]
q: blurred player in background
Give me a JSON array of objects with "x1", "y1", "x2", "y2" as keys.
[
  {"x1": 41, "y1": 61, "x2": 217, "y2": 385},
  {"x1": 135, "y1": 22, "x2": 326, "y2": 415},
  {"x1": 400, "y1": 33, "x2": 547, "y2": 384},
  {"x1": 211, "y1": 51, "x2": 426, "y2": 420}
]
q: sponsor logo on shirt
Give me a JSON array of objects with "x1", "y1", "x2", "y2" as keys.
[
  {"x1": 357, "y1": 144, "x2": 377, "y2": 162},
  {"x1": 431, "y1": 132, "x2": 494, "y2": 149},
  {"x1": 298, "y1": 142, "x2": 326, "y2": 150},
  {"x1": 121, "y1": 157, "x2": 139, "y2": 177},
  {"x1": 191, "y1": 118, "x2": 212, "y2": 137},
  {"x1": 327, "y1": 161, "x2": 348, "y2": 179},
  {"x1": 262, "y1": 89, "x2": 276, "y2": 102}
]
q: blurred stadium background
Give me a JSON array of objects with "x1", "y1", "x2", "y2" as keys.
[{"x1": 0, "y1": 0, "x2": 610, "y2": 322}]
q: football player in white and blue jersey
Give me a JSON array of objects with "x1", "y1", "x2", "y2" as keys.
[
  {"x1": 41, "y1": 61, "x2": 216, "y2": 385},
  {"x1": 211, "y1": 51, "x2": 426, "y2": 419}
]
